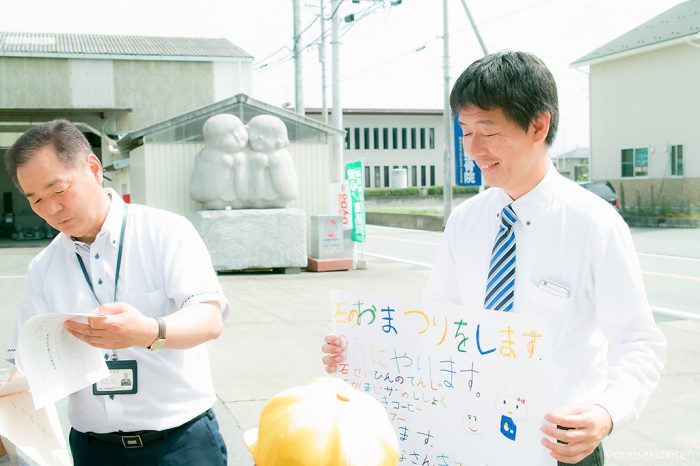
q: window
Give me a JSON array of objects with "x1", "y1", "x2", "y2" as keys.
[
  {"x1": 383, "y1": 166, "x2": 390, "y2": 187},
  {"x1": 671, "y1": 144, "x2": 684, "y2": 176},
  {"x1": 364, "y1": 128, "x2": 370, "y2": 150},
  {"x1": 364, "y1": 166, "x2": 371, "y2": 188},
  {"x1": 621, "y1": 147, "x2": 648, "y2": 177},
  {"x1": 382, "y1": 128, "x2": 389, "y2": 149},
  {"x1": 354, "y1": 128, "x2": 360, "y2": 150},
  {"x1": 411, "y1": 128, "x2": 417, "y2": 149},
  {"x1": 420, "y1": 128, "x2": 426, "y2": 149},
  {"x1": 429, "y1": 128, "x2": 435, "y2": 149},
  {"x1": 344, "y1": 128, "x2": 350, "y2": 150},
  {"x1": 411, "y1": 166, "x2": 417, "y2": 186},
  {"x1": 401, "y1": 128, "x2": 407, "y2": 149},
  {"x1": 421, "y1": 165, "x2": 426, "y2": 186},
  {"x1": 374, "y1": 166, "x2": 381, "y2": 187},
  {"x1": 430, "y1": 165, "x2": 436, "y2": 186},
  {"x1": 373, "y1": 128, "x2": 380, "y2": 149},
  {"x1": 392, "y1": 128, "x2": 398, "y2": 149}
]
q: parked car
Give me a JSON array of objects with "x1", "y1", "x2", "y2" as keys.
[{"x1": 579, "y1": 181, "x2": 620, "y2": 211}]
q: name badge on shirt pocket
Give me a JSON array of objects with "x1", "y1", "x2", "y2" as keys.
[
  {"x1": 537, "y1": 279, "x2": 571, "y2": 298},
  {"x1": 93, "y1": 360, "x2": 138, "y2": 396}
]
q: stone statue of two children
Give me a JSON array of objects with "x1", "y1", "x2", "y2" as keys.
[{"x1": 190, "y1": 113, "x2": 299, "y2": 209}]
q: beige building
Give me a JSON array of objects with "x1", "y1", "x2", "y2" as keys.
[
  {"x1": 0, "y1": 31, "x2": 253, "y2": 233},
  {"x1": 571, "y1": 0, "x2": 700, "y2": 211}
]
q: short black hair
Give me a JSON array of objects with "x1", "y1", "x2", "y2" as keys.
[
  {"x1": 4, "y1": 119, "x2": 91, "y2": 191},
  {"x1": 450, "y1": 50, "x2": 559, "y2": 146}
]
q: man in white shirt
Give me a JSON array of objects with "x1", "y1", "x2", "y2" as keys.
[
  {"x1": 4, "y1": 119, "x2": 230, "y2": 465},
  {"x1": 323, "y1": 51, "x2": 666, "y2": 465}
]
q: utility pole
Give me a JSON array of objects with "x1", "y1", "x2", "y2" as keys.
[
  {"x1": 459, "y1": 0, "x2": 488, "y2": 56},
  {"x1": 319, "y1": 0, "x2": 329, "y2": 123},
  {"x1": 293, "y1": 0, "x2": 305, "y2": 114},
  {"x1": 442, "y1": 0, "x2": 452, "y2": 226},
  {"x1": 331, "y1": 0, "x2": 343, "y2": 183}
]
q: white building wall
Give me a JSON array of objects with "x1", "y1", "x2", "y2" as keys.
[
  {"x1": 590, "y1": 43, "x2": 700, "y2": 181},
  {"x1": 130, "y1": 140, "x2": 330, "y2": 223},
  {"x1": 309, "y1": 112, "x2": 446, "y2": 187},
  {"x1": 213, "y1": 61, "x2": 252, "y2": 101},
  {"x1": 128, "y1": 145, "x2": 148, "y2": 205},
  {"x1": 70, "y1": 59, "x2": 115, "y2": 108}
]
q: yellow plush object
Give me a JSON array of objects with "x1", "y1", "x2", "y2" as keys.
[{"x1": 244, "y1": 377, "x2": 399, "y2": 466}]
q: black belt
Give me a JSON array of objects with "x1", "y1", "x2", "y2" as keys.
[{"x1": 85, "y1": 409, "x2": 213, "y2": 448}]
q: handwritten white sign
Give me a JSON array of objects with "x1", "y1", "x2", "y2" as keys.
[{"x1": 331, "y1": 290, "x2": 556, "y2": 466}]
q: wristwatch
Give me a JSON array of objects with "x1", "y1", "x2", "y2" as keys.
[{"x1": 148, "y1": 316, "x2": 166, "y2": 351}]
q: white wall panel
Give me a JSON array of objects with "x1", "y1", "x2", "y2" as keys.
[{"x1": 70, "y1": 59, "x2": 115, "y2": 108}]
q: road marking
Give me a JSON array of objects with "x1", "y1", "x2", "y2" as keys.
[
  {"x1": 369, "y1": 234, "x2": 441, "y2": 246},
  {"x1": 364, "y1": 254, "x2": 699, "y2": 320},
  {"x1": 639, "y1": 252, "x2": 700, "y2": 263},
  {"x1": 642, "y1": 270, "x2": 700, "y2": 282},
  {"x1": 651, "y1": 306, "x2": 700, "y2": 321},
  {"x1": 364, "y1": 252, "x2": 434, "y2": 268},
  {"x1": 0, "y1": 275, "x2": 25, "y2": 279}
]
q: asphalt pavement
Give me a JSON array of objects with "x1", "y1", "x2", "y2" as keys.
[{"x1": 1, "y1": 237, "x2": 698, "y2": 466}]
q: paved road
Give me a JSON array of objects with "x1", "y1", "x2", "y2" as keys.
[
  {"x1": 362, "y1": 225, "x2": 700, "y2": 321},
  {"x1": 0, "y1": 225, "x2": 698, "y2": 465}
]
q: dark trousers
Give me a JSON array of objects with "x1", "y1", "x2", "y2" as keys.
[
  {"x1": 558, "y1": 443, "x2": 604, "y2": 466},
  {"x1": 69, "y1": 410, "x2": 227, "y2": 466}
]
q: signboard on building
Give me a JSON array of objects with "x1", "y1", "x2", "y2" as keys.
[
  {"x1": 453, "y1": 114, "x2": 483, "y2": 187},
  {"x1": 345, "y1": 161, "x2": 366, "y2": 243}
]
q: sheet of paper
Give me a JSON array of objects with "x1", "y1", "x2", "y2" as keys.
[
  {"x1": 17, "y1": 313, "x2": 109, "y2": 409},
  {"x1": 0, "y1": 378, "x2": 71, "y2": 466},
  {"x1": 332, "y1": 289, "x2": 556, "y2": 466}
]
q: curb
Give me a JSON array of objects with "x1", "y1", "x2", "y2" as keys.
[
  {"x1": 366, "y1": 212, "x2": 444, "y2": 231},
  {"x1": 623, "y1": 216, "x2": 700, "y2": 228}
]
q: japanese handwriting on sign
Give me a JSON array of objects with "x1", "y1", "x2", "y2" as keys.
[
  {"x1": 522, "y1": 330, "x2": 543, "y2": 359},
  {"x1": 404, "y1": 310, "x2": 448, "y2": 346},
  {"x1": 382, "y1": 307, "x2": 398, "y2": 334},
  {"x1": 500, "y1": 326, "x2": 516, "y2": 358},
  {"x1": 331, "y1": 291, "x2": 554, "y2": 466}
]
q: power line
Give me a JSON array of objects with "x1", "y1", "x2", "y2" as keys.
[{"x1": 256, "y1": 1, "x2": 382, "y2": 71}]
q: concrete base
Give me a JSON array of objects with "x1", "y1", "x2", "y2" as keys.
[
  {"x1": 191, "y1": 209, "x2": 307, "y2": 272},
  {"x1": 306, "y1": 257, "x2": 353, "y2": 272}
]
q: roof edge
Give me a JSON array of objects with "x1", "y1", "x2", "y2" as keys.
[
  {"x1": 571, "y1": 32, "x2": 700, "y2": 68},
  {"x1": 118, "y1": 93, "x2": 343, "y2": 152}
]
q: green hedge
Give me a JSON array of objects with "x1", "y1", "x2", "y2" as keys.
[
  {"x1": 427, "y1": 186, "x2": 481, "y2": 196},
  {"x1": 364, "y1": 187, "x2": 421, "y2": 198},
  {"x1": 363, "y1": 186, "x2": 480, "y2": 198}
]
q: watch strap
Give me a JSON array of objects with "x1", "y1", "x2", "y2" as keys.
[{"x1": 147, "y1": 317, "x2": 166, "y2": 350}]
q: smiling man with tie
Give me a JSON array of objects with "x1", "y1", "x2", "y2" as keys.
[{"x1": 423, "y1": 50, "x2": 666, "y2": 465}]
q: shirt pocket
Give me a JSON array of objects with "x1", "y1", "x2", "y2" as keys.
[
  {"x1": 522, "y1": 279, "x2": 573, "y2": 349},
  {"x1": 119, "y1": 289, "x2": 169, "y2": 317}
]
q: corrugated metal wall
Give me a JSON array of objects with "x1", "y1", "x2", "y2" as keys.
[{"x1": 135, "y1": 141, "x2": 330, "y2": 223}]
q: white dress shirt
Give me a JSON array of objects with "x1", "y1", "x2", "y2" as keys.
[
  {"x1": 424, "y1": 165, "x2": 666, "y2": 431},
  {"x1": 6, "y1": 189, "x2": 231, "y2": 433}
]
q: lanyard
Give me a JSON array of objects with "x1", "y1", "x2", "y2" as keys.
[{"x1": 75, "y1": 205, "x2": 127, "y2": 306}]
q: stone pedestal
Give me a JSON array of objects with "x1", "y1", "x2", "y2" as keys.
[{"x1": 191, "y1": 209, "x2": 307, "y2": 272}]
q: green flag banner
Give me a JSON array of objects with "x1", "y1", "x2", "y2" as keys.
[{"x1": 345, "y1": 161, "x2": 366, "y2": 243}]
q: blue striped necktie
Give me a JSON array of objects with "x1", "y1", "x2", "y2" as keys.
[{"x1": 485, "y1": 204, "x2": 518, "y2": 311}]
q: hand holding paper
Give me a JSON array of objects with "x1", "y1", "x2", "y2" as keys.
[{"x1": 17, "y1": 312, "x2": 109, "y2": 409}]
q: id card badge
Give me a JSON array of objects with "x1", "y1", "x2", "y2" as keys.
[{"x1": 93, "y1": 360, "x2": 138, "y2": 396}]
